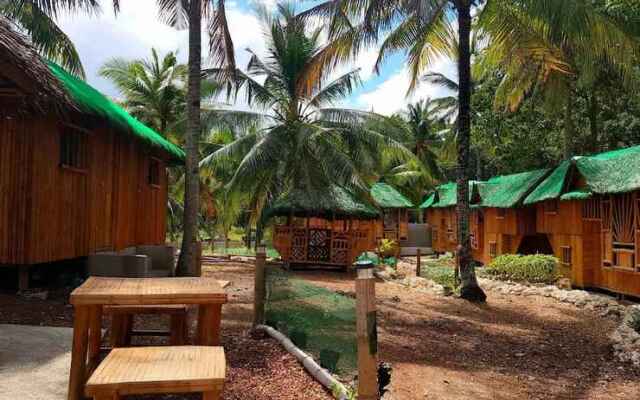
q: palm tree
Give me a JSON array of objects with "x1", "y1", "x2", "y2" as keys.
[
  {"x1": 201, "y1": 5, "x2": 415, "y2": 234},
  {"x1": 157, "y1": 0, "x2": 236, "y2": 276},
  {"x1": 99, "y1": 49, "x2": 187, "y2": 134},
  {"x1": 0, "y1": 0, "x2": 110, "y2": 77},
  {"x1": 477, "y1": 0, "x2": 640, "y2": 157},
  {"x1": 302, "y1": 0, "x2": 486, "y2": 301}
]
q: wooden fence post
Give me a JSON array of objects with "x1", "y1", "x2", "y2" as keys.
[
  {"x1": 416, "y1": 248, "x2": 421, "y2": 278},
  {"x1": 355, "y1": 261, "x2": 378, "y2": 400},
  {"x1": 253, "y1": 246, "x2": 267, "y2": 327},
  {"x1": 194, "y1": 241, "x2": 203, "y2": 277}
]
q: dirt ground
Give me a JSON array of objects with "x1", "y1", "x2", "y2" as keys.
[
  {"x1": 0, "y1": 261, "x2": 331, "y2": 400},
  {"x1": 2, "y1": 259, "x2": 640, "y2": 400}
]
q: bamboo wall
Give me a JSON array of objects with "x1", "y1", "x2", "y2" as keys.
[{"x1": 0, "y1": 116, "x2": 169, "y2": 266}]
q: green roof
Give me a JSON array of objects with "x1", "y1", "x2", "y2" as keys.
[
  {"x1": 419, "y1": 181, "x2": 480, "y2": 209},
  {"x1": 523, "y1": 161, "x2": 571, "y2": 205},
  {"x1": 370, "y1": 183, "x2": 414, "y2": 208},
  {"x1": 525, "y1": 145, "x2": 640, "y2": 205},
  {"x1": 479, "y1": 169, "x2": 549, "y2": 208},
  {"x1": 264, "y1": 185, "x2": 380, "y2": 220},
  {"x1": 47, "y1": 62, "x2": 185, "y2": 163}
]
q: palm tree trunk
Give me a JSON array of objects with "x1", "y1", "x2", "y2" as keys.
[
  {"x1": 455, "y1": 0, "x2": 486, "y2": 302},
  {"x1": 176, "y1": 0, "x2": 202, "y2": 276},
  {"x1": 588, "y1": 89, "x2": 599, "y2": 153}
]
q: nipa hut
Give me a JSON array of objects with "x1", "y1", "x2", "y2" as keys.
[
  {"x1": 0, "y1": 17, "x2": 184, "y2": 288},
  {"x1": 476, "y1": 169, "x2": 550, "y2": 265},
  {"x1": 523, "y1": 145, "x2": 640, "y2": 296},
  {"x1": 268, "y1": 186, "x2": 379, "y2": 269},
  {"x1": 420, "y1": 182, "x2": 485, "y2": 260},
  {"x1": 369, "y1": 182, "x2": 414, "y2": 244}
]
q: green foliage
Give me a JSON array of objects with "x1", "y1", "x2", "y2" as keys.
[
  {"x1": 377, "y1": 239, "x2": 398, "y2": 257},
  {"x1": 484, "y1": 254, "x2": 560, "y2": 284},
  {"x1": 627, "y1": 309, "x2": 640, "y2": 334},
  {"x1": 421, "y1": 265, "x2": 457, "y2": 292}
]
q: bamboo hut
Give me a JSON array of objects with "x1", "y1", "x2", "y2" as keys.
[
  {"x1": 477, "y1": 169, "x2": 550, "y2": 265},
  {"x1": 369, "y1": 182, "x2": 414, "y2": 244},
  {"x1": 0, "y1": 17, "x2": 184, "y2": 288},
  {"x1": 523, "y1": 145, "x2": 640, "y2": 296},
  {"x1": 268, "y1": 186, "x2": 380, "y2": 268},
  {"x1": 420, "y1": 182, "x2": 485, "y2": 261}
]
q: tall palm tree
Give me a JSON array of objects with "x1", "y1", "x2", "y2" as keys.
[
  {"x1": 477, "y1": 0, "x2": 640, "y2": 157},
  {"x1": 201, "y1": 5, "x2": 415, "y2": 233},
  {"x1": 302, "y1": 0, "x2": 486, "y2": 301},
  {"x1": 157, "y1": 0, "x2": 236, "y2": 276},
  {"x1": 0, "y1": 0, "x2": 110, "y2": 77},
  {"x1": 99, "y1": 48, "x2": 187, "y2": 134}
]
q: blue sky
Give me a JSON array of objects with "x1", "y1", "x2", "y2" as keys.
[{"x1": 58, "y1": 0, "x2": 455, "y2": 115}]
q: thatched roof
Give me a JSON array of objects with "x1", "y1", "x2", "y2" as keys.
[
  {"x1": 0, "y1": 16, "x2": 75, "y2": 114},
  {"x1": 0, "y1": 17, "x2": 184, "y2": 162},
  {"x1": 370, "y1": 183, "x2": 414, "y2": 209},
  {"x1": 524, "y1": 144, "x2": 640, "y2": 204},
  {"x1": 264, "y1": 185, "x2": 380, "y2": 220}
]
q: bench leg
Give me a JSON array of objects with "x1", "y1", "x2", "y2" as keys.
[
  {"x1": 203, "y1": 388, "x2": 222, "y2": 400},
  {"x1": 170, "y1": 313, "x2": 187, "y2": 345},
  {"x1": 68, "y1": 306, "x2": 90, "y2": 400},
  {"x1": 110, "y1": 314, "x2": 133, "y2": 347},
  {"x1": 87, "y1": 305, "x2": 103, "y2": 376},
  {"x1": 197, "y1": 304, "x2": 222, "y2": 346}
]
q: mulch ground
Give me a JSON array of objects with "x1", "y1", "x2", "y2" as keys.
[
  {"x1": 0, "y1": 261, "x2": 331, "y2": 400},
  {"x1": 3, "y1": 259, "x2": 640, "y2": 399}
]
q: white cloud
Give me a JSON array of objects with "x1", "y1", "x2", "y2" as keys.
[{"x1": 356, "y1": 56, "x2": 457, "y2": 115}]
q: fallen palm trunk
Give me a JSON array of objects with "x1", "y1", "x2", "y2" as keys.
[{"x1": 256, "y1": 324, "x2": 349, "y2": 400}]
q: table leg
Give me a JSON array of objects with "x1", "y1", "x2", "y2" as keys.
[
  {"x1": 87, "y1": 305, "x2": 102, "y2": 377},
  {"x1": 68, "y1": 305, "x2": 90, "y2": 400},
  {"x1": 197, "y1": 304, "x2": 222, "y2": 346},
  {"x1": 203, "y1": 387, "x2": 222, "y2": 400}
]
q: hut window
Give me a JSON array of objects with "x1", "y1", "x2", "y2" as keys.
[
  {"x1": 610, "y1": 193, "x2": 636, "y2": 270},
  {"x1": 148, "y1": 158, "x2": 161, "y2": 186},
  {"x1": 489, "y1": 242, "x2": 497, "y2": 258},
  {"x1": 544, "y1": 200, "x2": 559, "y2": 214},
  {"x1": 60, "y1": 126, "x2": 87, "y2": 170},
  {"x1": 496, "y1": 208, "x2": 506, "y2": 219},
  {"x1": 560, "y1": 246, "x2": 572, "y2": 266},
  {"x1": 582, "y1": 198, "x2": 601, "y2": 220}
]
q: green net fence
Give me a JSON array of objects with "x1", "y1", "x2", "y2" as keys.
[{"x1": 264, "y1": 268, "x2": 357, "y2": 379}]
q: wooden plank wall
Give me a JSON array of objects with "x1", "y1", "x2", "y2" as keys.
[
  {"x1": 0, "y1": 116, "x2": 169, "y2": 266},
  {"x1": 0, "y1": 117, "x2": 31, "y2": 264}
]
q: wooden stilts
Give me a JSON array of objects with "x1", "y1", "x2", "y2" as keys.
[
  {"x1": 17, "y1": 265, "x2": 29, "y2": 291},
  {"x1": 416, "y1": 248, "x2": 421, "y2": 277}
]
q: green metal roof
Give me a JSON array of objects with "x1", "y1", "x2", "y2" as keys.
[
  {"x1": 264, "y1": 185, "x2": 380, "y2": 220},
  {"x1": 370, "y1": 183, "x2": 414, "y2": 209},
  {"x1": 479, "y1": 169, "x2": 549, "y2": 208},
  {"x1": 47, "y1": 62, "x2": 185, "y2": 163}
]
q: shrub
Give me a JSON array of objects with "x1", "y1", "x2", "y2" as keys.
[
  {"x1": 421, "y1": 266, "x2": 457, "y2": 292},
  {"x1": 628, "y1": 309, "x2": 640, "y2": 334},
  {"x1": 484, "y1": 254, "x2": 559, "y2": 284},
  {"x1": 320, "y1": 349, "x2": 340, "y2": 372}
]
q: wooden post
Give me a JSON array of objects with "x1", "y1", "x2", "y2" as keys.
[
  {"x1": 194, "y1": 241, "x2": 202, "y2": 277},
  {"x1": 253, "y1": 245, "x2": 267, "y2": 327},
  {"x1": 416, "y1": 248, "x2": 421, "y2": 277},
  {"x1": 355, "y1": 262, "x2": 378, "y2": 400}
]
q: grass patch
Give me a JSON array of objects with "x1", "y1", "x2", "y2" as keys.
[
  {"x1": 482, "y1": 254, "x2": 559, "y2": 284},
  {"x1": 206, "y1": 246, "x2": 280, "y2": 258}
]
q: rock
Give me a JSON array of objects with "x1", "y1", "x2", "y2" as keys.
[{"x1": 557, "y1": 278, "x2": 572, "y2": 290}]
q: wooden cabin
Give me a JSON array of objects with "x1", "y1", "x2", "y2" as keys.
[
  {"x1": 268, "y1": 186, "x2": 379, "y2": 268},
  {"x1": 524, "y1": 146, "x2": 640, "y2": 296},
  {"x1": 370, "y1": 183, "x2": 414, "y2": 244},
  {"x1": 476, "y1": 169, "x2": 549, "y2": 265},
  {"x1": 421, "y1": 182, "x2": 485, "y2": 261},
  {"x1": 0, "y1": 19, "x2": 184, "y2": 288}
]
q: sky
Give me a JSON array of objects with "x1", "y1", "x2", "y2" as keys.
[{"x1": 58, "y1": 0, "x2": 456, "y2": 116}]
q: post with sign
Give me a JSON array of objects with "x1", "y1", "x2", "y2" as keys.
[
  {"x1": 355, "y1": 260, "x2": 378, "y2": 399},
  {"x1": 253, "y1": 243, "x2": 267, "y2": 327}
]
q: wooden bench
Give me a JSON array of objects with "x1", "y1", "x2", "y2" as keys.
[
  {"x1": 85, "y1": 346, "x2": 225, "y2": 400},
  {"x1": 104, "y1": 305, "x2": 189, "y2": 347}
]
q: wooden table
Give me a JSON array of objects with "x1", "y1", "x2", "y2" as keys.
[{"x1": 67, "y1": 277, "x2": 227, "y2": 400}]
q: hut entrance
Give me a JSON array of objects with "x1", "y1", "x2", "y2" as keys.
[
  {"x1": 307, "y1": 228, "x2": 331, "y2": 262},
  {"x1": 602, "y1": 192, "x2": 638, "y2": 270},
  {"x1": 517, "y1": 234, "x2": 554, "y2": 255}
]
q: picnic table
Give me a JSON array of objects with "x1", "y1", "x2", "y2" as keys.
[{"x1": 67, "y1": 276, "x2": 228, "y2": 400}]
